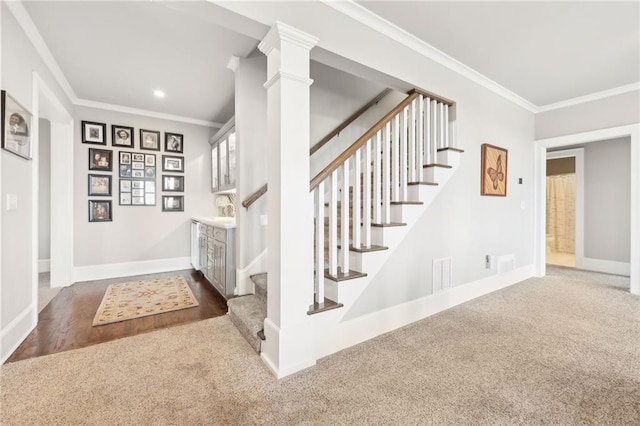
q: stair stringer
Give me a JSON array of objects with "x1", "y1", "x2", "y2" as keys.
[{"x1": 311, "y1": 150, "x2": 461, "y2": 359}]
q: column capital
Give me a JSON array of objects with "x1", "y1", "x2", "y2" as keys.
[{"x1": 258, "y1": 21, "x2": 318, "y2": 56}]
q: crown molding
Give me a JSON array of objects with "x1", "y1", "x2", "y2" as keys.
[
  {"x1": 537, "y1": 82, "x2": 640, "y2": 113},
  {"x1": 321, "y1": 0, "x2": 538, "y2": 113},
  {"x1": 74, "y1": 99, "x2": 223, "y2": 128},
  {"x1": 6, "y1": 0, "x2": 78, "y2": 104}
]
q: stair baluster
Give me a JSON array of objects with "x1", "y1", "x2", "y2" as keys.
[
  {"x1": 315, "y1": 181, "x2": 325, "y2": 302},
  {"x1": 373, "y1": 131, "x2": 382, "y2": 223},
  {"x1": 363, "y1": 138, "x2": 372, "y2": 247},
  {"x1": 340, "y1": 159, "x2": 350, "y2": 273},
  {"x1": 382, "y1": 122, "x2": 391, "y2": 223},
  {"x1": 425, "y1": 97, "x2": 432, "y2": 165},
  {"x1": 352, "y1": 150, "x2": 362, "y2": 249},
  {"x1": 408, "y1": 98, "x2": 417, "y2": 183},
  {"x1": 391, "y1": 114, "x2": 400, "y2": 202},
  {"x1": 328, "y1": 170, "x2": 338, "y2": 276},
  {"x1": 399, "y1": 106, "x2": 408, "y2": 201}
]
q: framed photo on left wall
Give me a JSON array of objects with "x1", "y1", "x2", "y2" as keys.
[
  {"x1": 1, "y1": 90, "x2": 33, "y2": 160},
  {"x1": 89, "y1": 200, "x2": 112, "y2": 222}
]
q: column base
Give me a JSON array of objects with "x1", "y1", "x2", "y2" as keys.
[{"x1": 260, "y1": 317, "x2": 316, "y2": 379}]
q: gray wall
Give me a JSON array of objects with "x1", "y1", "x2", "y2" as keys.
[
  {"x1": 73, "y1": 106, "x2": 216, "y2": 267},
  {"x1": 38, "y1": 119, "x2": 51, "y2": 263},
  {"x1": 584, "y1": 137, "x2": 631, "y2": 262},
  {"x1": 535, "y1": 90, "x2": 640, "y2": 140}
]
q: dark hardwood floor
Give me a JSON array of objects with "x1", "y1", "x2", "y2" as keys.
[{"x1": 5, "y1": 269, "x2": 228, "y2": 363}]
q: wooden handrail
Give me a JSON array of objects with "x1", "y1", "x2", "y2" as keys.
[
  {"x1": 309, "y1": 91, "x2": 420, "y2": 191},
  {"x1": 309, "y1": 88, "x2": 392, "y2": 156},
  {"x1": 241, "y1": 184, "x2": 267, "y2": 209}
]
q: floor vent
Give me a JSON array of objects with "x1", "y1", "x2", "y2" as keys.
[
  {"x1": 433, "y1": 257, "x2": 452, "y2": 293},
  {"x1": 497, "y1": 254, "x2": 515, "y2": 274}
]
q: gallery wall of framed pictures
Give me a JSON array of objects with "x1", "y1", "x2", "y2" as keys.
[{"x1": 82, "y1": 120, "x2": 185, "y2": 221}]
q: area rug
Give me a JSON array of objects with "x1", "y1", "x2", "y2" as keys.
[{"x1": 92, "y1": 276, "x2": 199, "y2": 326}]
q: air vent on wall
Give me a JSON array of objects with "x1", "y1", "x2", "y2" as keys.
[
  {"x1": 497, "y1": 254, "x2": 515, "y2": 274},
  {"x1": 433, "y1": 257, "x2": 452, "y2": 293}
]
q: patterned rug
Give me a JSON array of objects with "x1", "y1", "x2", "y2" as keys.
[{"x1": 93, "y1": 276, "x2": 199, "y2": 326}]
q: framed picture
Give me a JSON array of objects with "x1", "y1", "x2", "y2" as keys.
[
  {"x1": 120, "y1": 192, "x2": 132, "y2": 205},
  {"x1": 162, "y1": 195, "x2": 184, "y2": 212},
  {"x1": 162, "y1": 175, "x2": 184, "y2": 192},
  {"x1": 88, "y1": 174, "x2": 112, "y2": 196},
  {"x1": 146, "y1": 180, "x2": 156, "y2": 193},
  {"x1": 145, "y1": 154, "x2": 155, "y2": 166},
  {"x1": 132, "y1": 180, "x2": 144, "y2": 189},
  {"x1": 119, "y1": 151, "x2": 131, "y2": 165},
  {"x1": 132, "y1": 161, "x2": 144, "y2": 170},
  {"x1": 89, "y1": 200, "x2": 112, "y2": 222},
  {"x1": 120, "y1": 179, "x2": 131, "y2": 192},
  {"x1": 165, "y1": 132, "x2": 184, "y2": 153},
  {"x1": 1, "y1": 90, "x2": 33, "y2": 160},
  {"x1": 140, "y1": 129, "x2": 160, "y2": 151},
  {"x1": 89, "y1": 148, "x2": 113, "y2": 171},
  {"x1": 112, "y1": 125, "x2": 134, "y2": 148},
  {"x1": 119, "y1": 164, "x2": 132, "y2": 178},
  {"x1": 162, "y1": 155, "x2": 184, "y2": 172},
  {"x1": 132, "y1": 153, "x2": 144, "y2": 162},
  {"x1": 481, "y1": 143, "x2": 508, "y2": 196},
  {"x1": 132, "y1": 196, "x2": 145, "y2": 205},
  {"x1": 82, "y1": 121, "x2": 106, "y2": 145},
  {"x1": 132, "y1": 170, "x2": 144, "y2": 178}
]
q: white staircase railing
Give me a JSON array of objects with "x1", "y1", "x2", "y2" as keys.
[{"x1": 310, "y1": 89, "x2": 456, "y2": 307}]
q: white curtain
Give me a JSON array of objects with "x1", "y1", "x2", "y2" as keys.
[{"x1": 546, "y1": 174, "x2": 576, "y2": 253}]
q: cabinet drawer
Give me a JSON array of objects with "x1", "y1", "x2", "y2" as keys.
[{"x1": 213, "y1": 228, "x2": 226, "y2": 242}]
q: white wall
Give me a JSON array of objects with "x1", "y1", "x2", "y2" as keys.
[
  {"x1": 235, "y1": 53, "x2": 268, "y2": 274},
  {"x1": 583, "y1": 137, "x2": 631, "y2": 263},
  {"x1": 73, "y1": 106, "x2": 216, "y2": 277},
  {"x1": 535, "y1": 90, "x2": 640, "y2": 140},
  {"x1": 1, "y1": 2, "x2": 74, "y2": 361},
  {"x1": 38, "y1": 118, "x2": 51, "y2": 264}
]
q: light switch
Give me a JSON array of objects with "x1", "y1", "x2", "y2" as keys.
[{"x1": 6, "y1": 194, "x2": 18, "y2": 211}]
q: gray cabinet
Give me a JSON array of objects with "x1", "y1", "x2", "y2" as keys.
[
  {"x1": 196, "y1": 221, "x2": 235, "y2": 299},
  {"x1": 210, "y1": 118, "x2": 236, "y2": 192}
]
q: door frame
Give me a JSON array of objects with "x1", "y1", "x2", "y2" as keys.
[
  {"x1": 534, "y1": 124, "x2": 640, "y2": 295},
  {"x1": 546, "y1": 148, "x2": 584, "y2": 269},
  {"x1": 31, "y1": 72, "x2": 74, "y2": 326}
]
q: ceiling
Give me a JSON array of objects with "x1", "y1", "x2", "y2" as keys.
[
  {"x1": 19, "y1": 1, "x2": 640, "y2": 124},
  {"x1": 357, "y1": 1, "x2": 640, "y2": 106}
]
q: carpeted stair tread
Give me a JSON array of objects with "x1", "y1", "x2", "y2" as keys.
[
  {"x1": 227, "y1": 295, "x2": 266, "y2": 353},
  {"x1": 251, "y1": 273, "x2": 268, "y2": 303}
]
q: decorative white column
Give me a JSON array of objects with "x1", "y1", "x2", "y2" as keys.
[{"x1": 258, "y1": 22, "x2": 318, "y2": 378}]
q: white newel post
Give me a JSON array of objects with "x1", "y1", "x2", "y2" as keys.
[{"x1": 258, "y1": 22, "x2": 318, "y2": 378}]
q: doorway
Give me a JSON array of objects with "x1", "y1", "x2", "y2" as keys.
[{"x1": 545, "y1": 149, "x2": 584, "y2": 269}]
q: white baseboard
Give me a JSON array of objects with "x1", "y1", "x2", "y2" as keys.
[
  {"x1": 73, "y1": 257, "x2": 192, "y2": 282},
  {"x1": 315, "y1": 264, "x2": 535, "y2": 360},
  {"x1": 1, "y1": 303, "x2": 36, "y2": 363},
  {"x1": 236, "y1": 249, "x2": 267, "y2": 296},
  {"x1": 38, "y1": 258, "x2": 51, "y2": 273},
  {"x1": 581, "y1": 257, "x2": 630, "y2": 276}
]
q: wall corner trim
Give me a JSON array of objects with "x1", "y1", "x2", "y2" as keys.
[{"x1": 73, "y1": 257, "x2": 192, "y2": 283}]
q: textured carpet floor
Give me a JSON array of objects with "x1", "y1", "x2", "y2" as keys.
[{"x1": 2, "y1": 267, "x2": 638, "y2": 425}]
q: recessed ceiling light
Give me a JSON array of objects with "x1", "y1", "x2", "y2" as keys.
[{"x1": 153, "y1": 90, "x2": 165, "y2": 98}]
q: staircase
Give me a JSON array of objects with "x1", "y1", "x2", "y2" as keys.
[{"x1": 229, "y1": 88, "x2": 463, "y2": 354}]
